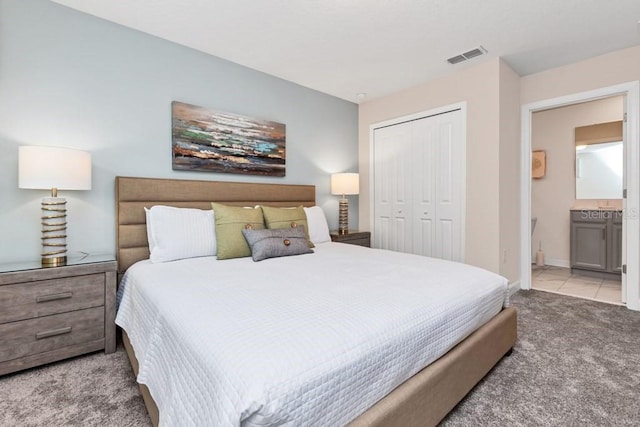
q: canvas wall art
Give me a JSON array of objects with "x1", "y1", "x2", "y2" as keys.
[
  {"x1": 172, "y1": 101, "x2": 286, "y2": 176},
  {"x1": 532, "y1": 150, "x2": 546, "y2": 179}
]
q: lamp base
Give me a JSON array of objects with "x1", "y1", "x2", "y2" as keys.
[
  {"x1": 338, "y1": 198, "x2": 349, "y2": 234},
  {"x1": 42, "y1": 255, "x2": 67, "y2": 267},
  {"x1": 41, "y1": 196, "x2": 67, "y2": 268}
]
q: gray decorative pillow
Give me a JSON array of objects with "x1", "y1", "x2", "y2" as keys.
[{"x1": 241, "y1": 226, "x2": 313, "y2": 262}]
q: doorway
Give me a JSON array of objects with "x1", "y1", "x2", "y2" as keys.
[
  {"x1": 530, "y1": 96, "x2": 624, "y2": 305},
  {"x1": 520, "y1": 81, "x2": 640, "y2": 311}
]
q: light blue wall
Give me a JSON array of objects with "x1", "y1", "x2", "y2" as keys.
[{"x1": 0, "y1": 0, "x2": 358, "y2": 263}]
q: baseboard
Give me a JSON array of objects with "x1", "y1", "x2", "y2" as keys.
[
  {"x1": 508, "y1": 280, "x2": 521, "y2": 296},
  {"x1": 530, "y1": 257, "x2": 570, "y2": 269}
]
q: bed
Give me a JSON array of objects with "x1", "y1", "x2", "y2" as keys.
[{"x1": 115, "y1": 176, "x2": 517, "y2": 427}]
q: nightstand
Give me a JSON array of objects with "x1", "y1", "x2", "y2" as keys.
[
  {"x1": 330, "y1": 230, "x2": 371, "y2": 248},
  {"x1": 0, "y1": 254, "x2": 117, "y2": 376}
]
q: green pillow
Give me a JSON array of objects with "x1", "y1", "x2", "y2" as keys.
[
  {"x1": 260, "y1": 205, "x2": 314, "y2": 248},
  {"x1": 211, "y1": 202, "x2": 265, "y2": 260}
]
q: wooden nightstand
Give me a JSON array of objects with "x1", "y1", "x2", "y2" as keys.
[
  {"x1": 330, "y1": 230, "x2": 371, "y2": 248},
  {"x1": 0, "y1": 254, "x2": 117, "y2": 376}
]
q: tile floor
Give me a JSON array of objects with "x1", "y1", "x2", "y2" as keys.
[{"x1": 531, "y1": 265, "x2": 623, "y2": 305}]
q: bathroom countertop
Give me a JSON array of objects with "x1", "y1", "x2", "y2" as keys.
[{"x1": 570, "y1": 208, "x2": 622, "y2": 211}]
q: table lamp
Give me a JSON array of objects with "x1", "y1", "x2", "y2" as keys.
[
  {"x1": 18, "y1": 146, "x2": 92, "y2": 267},
  {"x1": 331, "y1": 173, "x2": 359, "y2": 235}
]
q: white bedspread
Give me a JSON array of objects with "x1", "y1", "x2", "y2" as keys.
[{"x1": 116, "y1": 242, "x2": 509, "y2": 427}]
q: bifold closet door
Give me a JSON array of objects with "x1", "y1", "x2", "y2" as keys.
[
  {"x1": 373, "y1": 109, "x2": 463, "y2": 262},
  {"x1": 373, "y1": 121, "x2": 413, "y2": 253}
]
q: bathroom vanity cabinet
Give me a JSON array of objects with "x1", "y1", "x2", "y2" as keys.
[{"x1": 570, "y1": 209, "x2": 622, "y2": 277}]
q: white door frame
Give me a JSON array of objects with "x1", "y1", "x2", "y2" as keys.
[
  {"x1": 369, "y1": 102, "x2": 467, "y2": 261},
  {"x1": 520, "y1": 81, "x2": 640, "y2": 311}
]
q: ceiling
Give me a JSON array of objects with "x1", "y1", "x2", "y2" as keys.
[{"x1": 51, "y1": 0, "x2": 640, "y2": 103}]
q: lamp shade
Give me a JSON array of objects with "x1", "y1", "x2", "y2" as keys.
[
  {"x1": 19, "y1": 146, "x2": 92, "y2": 191},
  {"x1": 331, "y1": 173, "x2": 359, "y2": 196}
]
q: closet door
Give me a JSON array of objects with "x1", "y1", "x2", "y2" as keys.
[
  {"x1": 411, "y1": 117, "x2": 436, "y2": 257},
  {"x1": 373, "y1": 122, "x2": 412, "y2": 253},
  {"x1": 373, "y1": 109, "x2": 463, "y2": 262},
  {"x1": 432, "y1": 111, "x2": 463, "y2": 261}
]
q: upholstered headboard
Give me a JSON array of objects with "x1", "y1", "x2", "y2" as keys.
[{"x1": 115, "y1": 176, "x2": 316, "y2": 277}]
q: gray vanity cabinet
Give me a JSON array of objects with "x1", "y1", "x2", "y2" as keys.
[
  {"x1": 609, "y1": 213, "x2": 623, "y2": 274},
  {"x1": 570, "y1": 210, "x2": 622, "y2": 276}
]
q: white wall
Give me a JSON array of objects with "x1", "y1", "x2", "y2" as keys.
[
  {"x1": 359, "y1": 60, "x2": 501, "y2": 275},
  {"x1": 521, "y1": 44, "x2": 640, "y2": 310},
  {"x1": 359, "y1": 59, "x2": 522, "y2": 282},
  {"x1": 498, "y1": 60, "x2": 522, "y2": 282},
  {"x1": 521, "y1": 45, "x2": 640, "y2": 104},
  {"x1": 0, "y1": 0, "x2": 358, "y2": 263}
]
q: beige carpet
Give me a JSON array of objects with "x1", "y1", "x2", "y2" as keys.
[
  {"x1": 0, "y1": 344, "x2": 150, "y2": 427},
  {"x1": 441, "y1": 290, "x2": 640, "y2": 426},
  {"x1": 2, "y1": 290, "x2": 639, "y2": 426}
]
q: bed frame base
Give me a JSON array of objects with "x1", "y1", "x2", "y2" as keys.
[
  {"x1": 122, "y1": 331, "x2": 160, "y2": 427},
  {"x1": 349, "y1": 307, "x2": 517, "y2": 426},
  {"x1": 122, "y1": 307, "x2": 516, "y2": 427}
]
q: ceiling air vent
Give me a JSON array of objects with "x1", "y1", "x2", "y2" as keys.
[
  {"x1": 447, "y1": 55, "x2": 466, "y2": 64},
  {"x1": 447, "y1": 46, "x2": 487, "y2": 64}
]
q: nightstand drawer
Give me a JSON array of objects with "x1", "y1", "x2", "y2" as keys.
[
  {"x1": 330, "y1": 230, "x2": 371, "y2": 248},
  {"x1": 0, "y1": 306, "x2": 104, "y2": 363},
  {"x1": 0, "y1": 274, "x2": 105, "y2": 324},
  {"x1": 341, "y1": 237, "x2": 370, "y2": 247}
]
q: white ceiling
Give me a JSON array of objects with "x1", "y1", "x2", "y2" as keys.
[{"x1": 51, "y1": 0, "x2": 640, "y2": 103}]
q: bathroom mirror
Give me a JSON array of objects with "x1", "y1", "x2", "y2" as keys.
[
  {"x1": 575, "y1": 140, "x2": 623, "y2": 199},
  {"x1": 575, "y1": 120, "x2": 623, "y2": 200}
]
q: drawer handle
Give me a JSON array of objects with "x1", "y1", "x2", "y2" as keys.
[
  {"x1": 36, "y1": 326, "x2": 72, "y2": 340},
  {"x1": 36, "y1": 292, "x2": 73, "y2": 303}
]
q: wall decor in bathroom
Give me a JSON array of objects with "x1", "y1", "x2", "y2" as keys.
[
  {"x1": 171, "y1": 101, "x2": 286, "y2": 176},
  {"x1": 532, "y1": 150, "x2": 546, "y2": 179}
]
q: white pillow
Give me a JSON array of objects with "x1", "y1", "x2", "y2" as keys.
[
  {"x1": 303, "y1": 206, "x2": 331, "y2": 244},
  {"x1": 145, "y1": 207, "x2": 157, "y2": 252},
  {"x1": 144, "y1": 206, "x2": 216, "y2": 263}
]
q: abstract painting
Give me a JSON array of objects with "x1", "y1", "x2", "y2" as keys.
[{"x1": 172, "y1": 101, "x2": 286, "y2": 176}]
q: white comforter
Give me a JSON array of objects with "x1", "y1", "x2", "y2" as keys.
[{"x1": 116, "y1": 242, "x2": 509, "y2": 427}]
